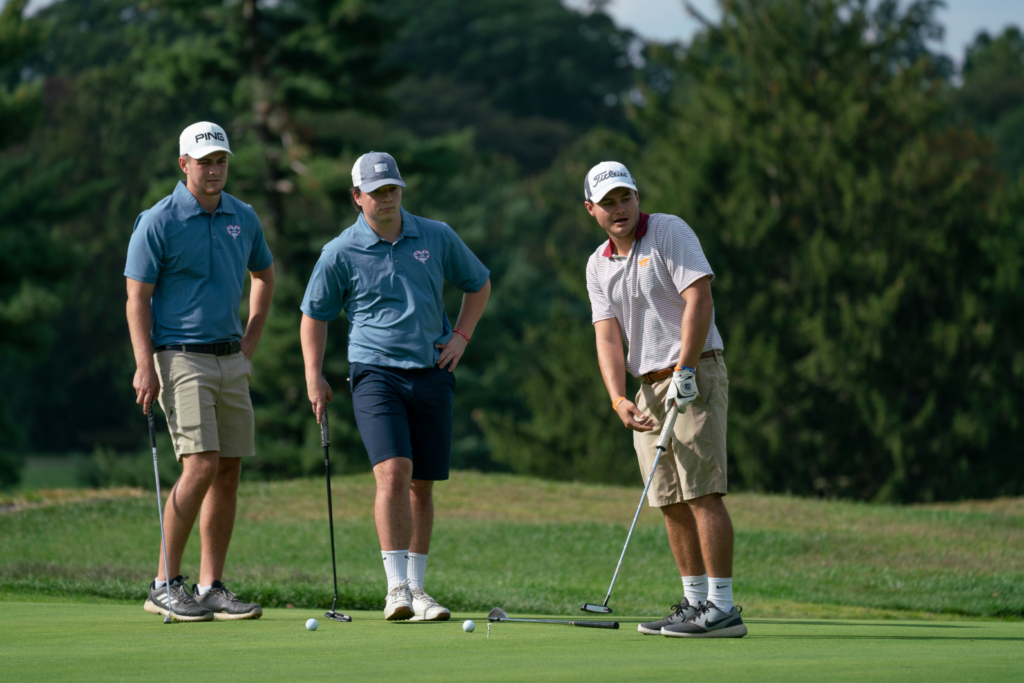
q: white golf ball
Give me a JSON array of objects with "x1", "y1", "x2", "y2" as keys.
[
  {"x1": 463, "y1": 619, "x2": 476, "y2": 633},
  {"x1": 306, "y1": 618, "x2": 319, "y2": 631}
]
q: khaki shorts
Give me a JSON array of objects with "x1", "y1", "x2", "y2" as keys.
[
  {"x1": 633, "y1": 353, "x2": 729, "y2": 506},
  {"x1": 154, "y1": 350, "x2": 255, "y2": 461}
]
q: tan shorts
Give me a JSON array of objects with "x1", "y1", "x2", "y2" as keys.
[
  {"x1": 154, "y1": 350, "x2": 255, "y2": 461},
  {"x1": 633, "y1": 353, "x2": 729, "y2": 506}
]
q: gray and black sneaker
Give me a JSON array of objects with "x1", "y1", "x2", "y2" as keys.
[
  {"x1": 192, "y1": 580, "x2": 263, "y2": 621},
  {"x1": 638, "y1": 597, "x2": 700, "y2": 635},
  {"x1": 143, "y1": 576, "x2": 214, "y2": 622},
  {"x1": 662, "y1": 600, "x2": 747, "y2": 638}
]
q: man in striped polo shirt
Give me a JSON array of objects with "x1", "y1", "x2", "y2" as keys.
[{"x1": 584, "y1": 161, "x2": 746, "y2": 639}]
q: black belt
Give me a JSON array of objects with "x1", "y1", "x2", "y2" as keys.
[{"x1": 154, "y1": 341, "x2": 241, "y2": 356}]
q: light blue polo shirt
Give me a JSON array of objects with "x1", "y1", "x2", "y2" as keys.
[
  {"x1": 124, "y1": 181, "x2": 274, "y2": 347},
  {"x1": 301, "y1": 208, "x2": 490, "y2": 369}
]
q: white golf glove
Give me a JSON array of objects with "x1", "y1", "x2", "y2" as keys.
[{"x1": 665, "y1": 366, "x2": 697, "y2": 412}]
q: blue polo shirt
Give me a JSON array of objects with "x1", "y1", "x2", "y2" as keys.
[
  {"x1": 301, "y1": 208, "x2": 490, "y2": 369},
  {"x1": 124, "y1": 181, "x2": 274, "y2": 346}
]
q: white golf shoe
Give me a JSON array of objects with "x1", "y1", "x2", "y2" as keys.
[
  {"x1": 409, "y1": 586, "x2": 451, "y2": 621},
  {"x1": 384, "y1": 579, "x2": 414, "y2": 621}
]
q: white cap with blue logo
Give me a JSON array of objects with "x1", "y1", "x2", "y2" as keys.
[
  {"x1": 584, "y1": 161, "x2": 637, "y2": 203},
  {"x1": 352, "y1": 151, "x2": 407, "y2": 193},
  {"x1": 179, "y1": 121, "x2": 233, "y2": 159}
]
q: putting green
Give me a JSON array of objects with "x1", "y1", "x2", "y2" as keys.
[{"x1": 0, "y1": 602, "x2": 1021, "y2": 682}]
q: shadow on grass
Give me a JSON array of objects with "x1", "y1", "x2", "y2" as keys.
[{"x1": 755, "y1": 635, "x2": 1024, "y2": 641}]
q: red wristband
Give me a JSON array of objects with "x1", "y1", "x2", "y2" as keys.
[{"x1": 453, "y1": 328, "x2": 471, "y2": 343}]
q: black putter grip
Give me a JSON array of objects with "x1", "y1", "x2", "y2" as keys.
[
  {"x1": 320, "y1": 374, "x2": 330, "y2": 447},
  {"x1": 147, "y1": 407, "x2": 157, "y2": 446},
  {"x1": 571, "y1": 621, "x2": 619, "y2": 629}
]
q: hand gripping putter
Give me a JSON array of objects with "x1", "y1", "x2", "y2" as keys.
[
  {"x1": 147, "y1": 407, "x2": 173, "y2": 624},
  {"x1": 580, "y1": 403, "x2": 683, "y2": 614},
  {"x1": 320, "y1": 404, "x2": 352, "y2": 623}
]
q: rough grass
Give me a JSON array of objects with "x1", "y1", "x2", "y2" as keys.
[{"x1": 1, "y1": 473, "x2": 1022, "y2": 619}]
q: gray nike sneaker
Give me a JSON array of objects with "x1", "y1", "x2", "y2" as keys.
[
  {"x1": 662, "y1": 600, "x2": 747, "y2": 638},
  {"x1": 193, "y1": 580, "x2": 263, "y2": 621},
  {"x1": 143, "y1": 576, "x2": 214, "y2": 622},
  {"x1": 638, "y1": 597, "x2": 700, "y2": 635}
]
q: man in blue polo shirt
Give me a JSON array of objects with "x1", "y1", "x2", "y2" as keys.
[
  {"x1": 300, "y1": 152, "x2": 490, "y2": 622},
  {"x1": 125, "y1": 121, "x2": 275, "y2": 622}
]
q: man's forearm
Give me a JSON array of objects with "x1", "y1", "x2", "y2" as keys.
[
  {"x1": 126, "y1": 296, "x2": 154, "y2": 368},
  {"x1": 300, "y1": 314, "x2": 328, "y2": 381},
  {"x1": 243, "y1": 266, "x2": 275, "y2": 346},
  {"x1": 596, "y1": 338, "x2": 629, "y2": 401},
  {"x1": 678, "y1": 277, "x2": 714, "y2": 369},
  {"x1": 453, "y1": 279, "x2": 491, "y2": 337}
]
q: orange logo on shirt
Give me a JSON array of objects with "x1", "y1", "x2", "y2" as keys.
[{"x1": 639, "y1": 257, "x2": 650, "y2": 267}]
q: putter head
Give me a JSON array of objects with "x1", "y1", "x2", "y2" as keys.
[
  {"x1": 325, "y1": 610, "x2": 352, "y2": 623},
  {"x1": 580, "y1": 603, "x2": 613, "y2": 614},
  {"x1": 163, "y1": 614, "x2": 173, "y2": 624},
  {"x1": 488, "y1": 607, "x2": 509, "y2": 621}
]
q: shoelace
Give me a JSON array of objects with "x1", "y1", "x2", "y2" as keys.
[
  {"x1": 387, "y1": 579, "x2": 411, "y2": 601},
  {"x1": 167, "y1": 576, "x2": 192, "y2": 605},
  {"x1": 411, "y1": 587, "x2": 439, "y2": 607},
  {"x1": 209, "y1": 581, "x2": 238, "y2": 601}
]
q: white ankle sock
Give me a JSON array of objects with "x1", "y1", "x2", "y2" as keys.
[
  {"x1": 154, "y1": 578, "x2": 167, "y2": 589},
  {"x1": 682, "y1": 574, "x2": 708, "y2": 606},
  {"x1": 707, "y1": 577, "x2": 734, "y2": 612},
  {"x1": 197, "y1": 584, "x2": 212, "y2": 596},
  {"x1": 408, "y1": 553, "x2": 428, "y2": 590},
  {"x1": 382, "y1": 550, "x2": 409, "y2": 591}
]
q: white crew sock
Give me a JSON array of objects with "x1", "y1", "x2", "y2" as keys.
[
  {"x1": 197, "y1": 584, "x2": 212, "y2": 596},
  {"x1": 682, "y1": 574, "x2": 708, "y2": 606},
  {"x1": 408, "y1": 553, "x2": 428, "y2": 590},
  {"x1": 382, "y1": 550, "x2": 409, "y2": 591},
  {"x1": 707, "y1": 577, "x2": 734, "y2": 612},
  {"x1": 154, "y1": 578, "x2": 167, "y2": 589}
]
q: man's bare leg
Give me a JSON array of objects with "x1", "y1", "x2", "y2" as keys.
[
  {"x1": 373, "y1": 457, "x2": 413, "y2": 550},
  {"x1": 688, "y1": 494, "x2": 734, "y2": 577},
  {"x1": 198, "y1": 456, "x2": 242, "y2": 586},
  {"x1": 409, "y1": 479, "x2": 434, "y2": 555},
  {"x1": 156, "y1": 451, "x2": 219, "y2": 581},
  {"x1": 661, "y1": 502, "x2": 707, "y2": 577}
]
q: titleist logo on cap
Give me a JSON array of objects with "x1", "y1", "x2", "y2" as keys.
[{"x1": 591, "y1": 169, "x2": 631, "y2": 186}]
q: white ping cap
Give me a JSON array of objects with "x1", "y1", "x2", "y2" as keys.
[
  {"x1": 584, "y1": 161, "x2": 637, "y2": 203},
  {"x1": 179, "y1": 121, "x2": 233, "y2": 159}
]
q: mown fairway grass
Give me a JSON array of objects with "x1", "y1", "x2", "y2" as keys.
[
  {"x1": 1, "y1": 603, "x2": 1022, "y2": 682},
  {"x1": 2, "y1": 472, "x2": 1022, "y2": 618},
  {"x1": 2, "y1": 473, "x2": 1023, "y2": 681}
]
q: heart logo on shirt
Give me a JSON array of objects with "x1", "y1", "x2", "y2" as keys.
[
  {"x1": 226, "y1": 225, "x2": 241, "y2": 239},
  {"x1": 413, "y1": 249, "x2": 430, "y2": 264}
]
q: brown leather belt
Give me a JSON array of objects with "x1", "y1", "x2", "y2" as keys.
[{"x1": 641, "y1": 350, "x2": 722, "y2": 383}]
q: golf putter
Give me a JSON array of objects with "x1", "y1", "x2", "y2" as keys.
[
  {"x1": 488, "y1": 607, "x2": 618, "y2": 630},
  {"x1": 320, "y1": 397, "x2": 352, "y2": 623},
  {"x1": 147, "y1": 407, "x2": 174, "y2": 624},
  {"x1": 580, "y1": 403, "x2": 683, "y2": 614}
]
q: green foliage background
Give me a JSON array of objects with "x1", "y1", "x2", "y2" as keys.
[{"x1": 0, "y1": 0, "x2": 1022, "y2": 502}]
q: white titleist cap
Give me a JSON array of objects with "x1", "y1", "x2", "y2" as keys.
[
  {"x1": 584, "y1": 161, "x2": 637, "y2": 203},
  {"x1": 179, "y1": 121, "x2": 233, "y2": 159},
  {"x1": 352, "y1": 151, "x2": 407, "y2": 193}
]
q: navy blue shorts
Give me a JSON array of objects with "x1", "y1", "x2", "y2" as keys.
[{"x1": 349, "y1": 362, "x2": 456, "y2": 481}]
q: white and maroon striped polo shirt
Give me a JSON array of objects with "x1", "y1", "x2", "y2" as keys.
[{"x1": 585, "y1": 212, "x2": 724, "y2": 377}]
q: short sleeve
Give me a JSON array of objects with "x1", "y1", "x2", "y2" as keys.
[
  {"x1": 247, "y1": 213, "x2": 274, "y2": 271},
  {"x1": 586, "y1": 257, "x2": 616, "y2": 324},
  {"x1": 124, "y1": 212, "x2": 163, "y2": 284},
  {"x1": 657, "y1": 216, "x2": 714, "y2": 293},
  {"x1": 300, "y1": 251, "x2": 348, "y2": 321},
  {"x1": 441, "y1": 224, "x2": 490, "y2": 292}
]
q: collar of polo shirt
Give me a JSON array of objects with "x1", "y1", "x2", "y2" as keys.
[
  {"x1": 354, "y1": 207, "x2": 420, "y2": 247},
  {"x1": 171, "y1": 181, "x2": 236, "y2": 220},
  {"x1": 602, "y1": 212, "x2": 651, "y2": 258}
]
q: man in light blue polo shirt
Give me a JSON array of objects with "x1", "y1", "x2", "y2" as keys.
[
  {"x1": 300, "y1": 152, "x2": 490, "y2": 622},
  {"x1": 125, "y1": 121, "x2": 274, "y2": 622}
]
